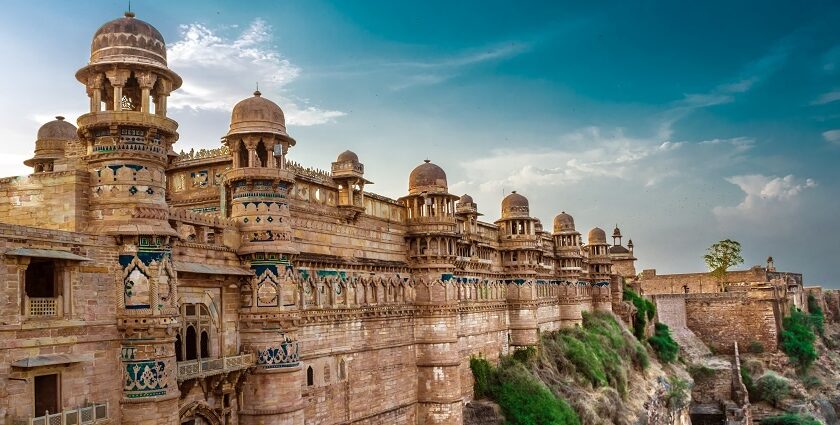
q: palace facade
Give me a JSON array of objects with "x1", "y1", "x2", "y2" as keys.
[{"x1": 0, "y1": 12, "x2": 637, "y2": 425}]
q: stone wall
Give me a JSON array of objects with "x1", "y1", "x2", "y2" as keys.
[
  {"x1": 0, "y1": 171, "x2": 89, "y2": 232},
  {"x1": 685, "y1": 292, "x2": 778, "y2": 354},
  {"x1": 638, "y1": 268, "x2": 768, "y2": 295}
]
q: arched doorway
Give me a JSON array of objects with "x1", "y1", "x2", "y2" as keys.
[
  {"x1": 185, "y1": 326, "x2": 197, "y2": 361},
  {"x1": 175, "y1": 333, "x2": 183, "y2": 362},
  {"x1": 179, "y1": 401, "x2": 222, "y2": 425},
  {"x1": 200, "y1": 330, "x2": 210, "y2": 359}
]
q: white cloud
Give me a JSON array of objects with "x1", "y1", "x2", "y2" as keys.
[
  {"x1": 823, "y1": 129, "x2": 840, "y2": 145},
  {"x1": 713, "y1": 174, "x2": 817, "y2": 219},
  {"x1": 167, "y1": 19, "x2": 344, "y2": 126},
  {"x1": 812, "y1": 90, "x2": 840, "y2": 105}
]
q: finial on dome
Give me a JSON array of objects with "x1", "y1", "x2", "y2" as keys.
[
  {"x1": 253, "y1": 90, "x2": 262, "y2": 97},
  {"x1": 511, "y1": 190, "x2": 517, "y2": 194},
  {"x1": 124, "y1": 11, "x2": 135, "y2": 18},
  {"x1": 423, "y1": 159, "x2": 430, "y2": 163},
  {"x1": 56, "y1": 116, "x2": 65, "y2": 121}
]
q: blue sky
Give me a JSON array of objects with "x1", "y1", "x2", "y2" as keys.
[{"x1": 1, "y1": 1, "x2": 838, "y2": 286}]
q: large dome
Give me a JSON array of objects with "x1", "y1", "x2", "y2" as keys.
[
  {"x1": 336, "y1": 150, "x2": 359, "y2": 162},
  {"x1": 501, "y1": 191, "x2": 529, "y2": 218},
  {"x1": 37, "y1": 116, "x2": 77, "y2": 141},
  {"x1": 90, "y1": 12, "x2": 167, "y2": 68},
  {"x1": 227, "y1": 91, "x2": 293, "y2": 142},
  {"x1": 408, "y1": 160, "x2": 447, "y2": 194},
  {"x1": 588, "y1": 227, "x2": 607, "y2": 244},
  {"x1": 553, "y1": 212, "x2": 576, "y2": 233}
]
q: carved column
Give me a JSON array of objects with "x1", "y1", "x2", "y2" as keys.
[
  {"x1": 105, "y1": 69, "x2": 130, "y2": 111},
  {"x1": 137, "y1": 72, "x2": 158, "y2": 114}
]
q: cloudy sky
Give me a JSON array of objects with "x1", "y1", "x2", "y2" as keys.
[{"x1": 1, "y1": 1, "x2": 838, "y2": 286}]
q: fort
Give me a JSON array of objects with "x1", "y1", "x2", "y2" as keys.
[{"x1": 0, "y1": 11, "x2": 827, "y2": 425}]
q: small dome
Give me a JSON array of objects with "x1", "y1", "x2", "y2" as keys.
[
  {"x1": 227, "y1": 91, "x2": 294, "y2": 142},
  {"x1": 336, "y1": 150, "x2": 359, "y2": 162},
  {"x1": 459, "y1": 194, "x2": 474, "y2": 204},
  {"x1": 553, "y1": 212, "x2": 575, "y2": 233},
  {"x1": 613, "y1": 225, "x2": 622, "y2": 237},
  {"x1": 408, "y1": 160, "x2": 447, "y2": 193},
  {"x1": 37, "y1": 116, "x2": 77, "y2": 140},
  {"x1": 588, "y1": 227, "x2": 607, "y2": 244},
  {"x1": 90, "y1": 12, "x2": 167, "y2": 68},
  {"x1": 501, "y1": 191, "x2": 529, "y2": 218}
]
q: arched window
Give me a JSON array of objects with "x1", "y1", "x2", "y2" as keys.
[
  {"x1": 256, "y1": 140, "x2": 268, "y2": 167},
  {"x1": 306, "y1": 366, "x2": 314, "y2": 386},
  {"x1": 185, "y1": 326, "x2": 197, "y2": 360},
  {"x1": 175, "y1": 333, "x2": 183, "y2": 362},
  {"x1": 338, "y1": 359, "x2": 346, "y2": 381},
  {"x1": 238, "y1": 141, "x2": 249, "y2": 168},
  {"x1": 200, "y1": 330, "x2": 210, "y2": 359}
]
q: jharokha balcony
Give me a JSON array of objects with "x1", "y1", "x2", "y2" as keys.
[{"x1": 176, "y1": 353, "x2": 255, "y2": 382}]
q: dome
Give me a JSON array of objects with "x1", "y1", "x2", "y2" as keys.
[
  {"x1": 408, "y1": 160, "x2": 447, "y2": 193},
  {"x1": 227, "y1": 91, "x2": 294, "y2": 142},
  {"x1": 459, "y1": 194, "x2": 474, "y2": 204},
  {"x1": 37, "y1": 116, "x2": 77, "y2": 140},
  {"x1": 501, "y1": 191, "x2": 529, "y2": 218},
  {"x1": 336, "y1": 150, "x2": 359, "y2": 162},
  {"x1": 588, "y1": 227, "x2": 607, "y2": 244},
  {"x1": 553, "y1": 212, "x2": 575, "y2": 233},
  {"x1": 90, "y1": 12, "x2": 167, "y2": 68}
]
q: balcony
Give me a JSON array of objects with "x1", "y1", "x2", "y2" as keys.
[
  {"x1": 14, "y1": 402, "x2": 109, "y2": 425},
  {"x1": 26, "y1": 296, "x2": 63, "y2": 317},
  {"x1": 177, "y1": 353, "x2": 255, "y2": 382}
]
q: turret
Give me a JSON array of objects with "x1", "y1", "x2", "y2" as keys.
[{"x1": 331, "y1": 150, "x2": 371, "y2": 220}]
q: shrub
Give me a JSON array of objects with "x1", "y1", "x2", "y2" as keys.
[
  {"x1": 807, "y1": 294, "x2": 825, "y2": 337},
  {"x1": 781, "y1": 307, "x2": 817, "y2": 371},
  {"x1": 623, "y1": 288, "x2": 655, "y2": 340},
  {"x1": 755, "y1": 372, "x2": 789, "y2": 407},
  {"x1": 469, "y1": 355, "x2": 581, "y2": 425},
  {"x1": 759, "y1": 413, "x2": 821, "y2": 425},
  {"x1": 666, "y1": 376, "x2": 690, "y2": 409},
  {"x1": 740, "y1": 367, "x2": 756, "y2": 402},
  {"x1": 648, "y1": 323, "x2": 679, "y2": 363},
  {"x1": 801, "y1": 374, "x2": 821, "y2": 390},
  {"x1": 748, "y1": 340, "x2": 765, "y2": 354},
  {"x1": 470, "y1": 356, "x2": 495, "y2": 399},
  {"x1": 688, "y1": 364, "x2": 715, "y2": 382},
  {"x1": 511, "y1": 346, "x2": 537, "y2": 364}
]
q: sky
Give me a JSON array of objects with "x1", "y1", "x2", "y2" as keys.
[{"x1": 0, "y1": 1, "x2": 838, "y2": 286}]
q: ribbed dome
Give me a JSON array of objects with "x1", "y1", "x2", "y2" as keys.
[
  {"x1": 336, "y1": 150, "x2": 359, "y2": 162},
  {"x1": 37, "y1": 116, "x2": 77, "y2": 140},
  {"x1": 90, "y1": 12, "x2": 167, "y2": 68},
  {"x1": 588, "y1": 227, "x2": 607, "y2": 244},
  {"x1": 553, "y1": 212, "x2": 575, "y2": 233},
  {"x1": 227, "y1": 91, "x2": 293, "y2": 143},
  {"x1": 501, "y1": 191, "x2": 529, "y2": 218},
  {"x1": 408, "y1": 160, "x2": 447, "y2": 193}
]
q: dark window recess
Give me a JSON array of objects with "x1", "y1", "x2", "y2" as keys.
[
  {"x1": 185, "y1": 326, "x2": 197, "y2": 361},
  {"x1": 25, "y1": 261, "x2": 56, "y2": 298},
  {"x1": 34, "y1": 374, "x2": 59, "y2": 416},
  {"x1": 200, "y1": 331, "x2": 210, "y2": 359},
  {"x1": 306, "y1": 366, "x2": 314, "y2": 386}
]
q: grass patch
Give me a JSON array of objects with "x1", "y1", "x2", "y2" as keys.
[
  {"x1": 759, "y1": 413, "x2": 822, "y2": 425},
  {"x1": 469, "y1": 356, "x2": 580, "y2": 425},
  {"x1": 665, "y1": 376, "x2": 690, "y2": 409},
  {"x1": 755, "y1": 372, "x2": 789, "y2": 407},
  {"x1": 648, "y1": 323, "x2": 679, "y2": 363},
  {"x1": 688, "y1": 364, "x2": 715, "y2": 382},
  {"x1": 747, "y1": 340, "x2": 765, "y2": 354}
]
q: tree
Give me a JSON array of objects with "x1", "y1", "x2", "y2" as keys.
[{"x1": 703, "y1": 239, "x2": 744, "y2": 289}]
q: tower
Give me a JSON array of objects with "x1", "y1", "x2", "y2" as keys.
[
  {"x1": 221, "y1": 91, "x2": 304, "y2": 424},
  {"x1": 24, "y1": 116, "x2": 78, "y2": 173},
  {"x1": 330, "y1": 150, "x2": 371, "y2": 220},
  {"x1": 609, "y1": 225, "x2": 638, "y2": 279},
  {"x1": 496, "y1": 192, "x2": 540, "y2": 347},
  {"x1": 401, "y1": 160, "x2": 463, "y2": 425},
  {"x1": 553, "y1": 212, "x2": 586, "y2": 326},
  {"x1": 74, "y1": 11, "x2": 183, "y2": 424},
  {"x1": 587, "y1": 227, "x2": 614, "y2": 311}
]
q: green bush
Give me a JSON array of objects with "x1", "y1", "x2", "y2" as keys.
[
  {"x1": 781, "y1": 307, "x2": 817, "y2": 371},
  {"x1": 648, "y1": 323, "x2": 679, "y2": 363},
  {"x1": 623, "y1": 289, "x2": 655, "y2": 340},
  {"x1": 740, "y1": 367, "x2": 756, "y2": 402},
  {"x1": 469, "y1": 356, "x2": 580, "y2": 425},
  {"x1": 801, "y1": 374, "x2": 821, "y2": 390},
  {"x1": 470, "y1": 357, "x2": 496, "y2": 399},
  {"x1": 759, "y1": 413, "x2": 821, "y2": 425},
  {"x1": 807, "y1": 294, "x2": 825, "y2": 337},
  {"x1": 665, "y1": 376, "x2": 690, "y2": 409},
  {"x1": 688, "y1": 364, "x2": 715, "y2": 382},
  {"x1": 755, "y1": 372, "x2": 789, "y2": 407},
  {"x1": 748, "y1": 340, "x2": 765, "y2": 354},
  {"x1": 511, "y1": 346, "x2": 537, "y2": 364}
]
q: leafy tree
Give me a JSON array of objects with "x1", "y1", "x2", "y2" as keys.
[{"x1": 703, "y1": 239, "x2": 744, "y2": 288}]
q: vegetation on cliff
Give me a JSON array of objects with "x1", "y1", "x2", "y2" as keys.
[
  {"x1": 469, "y1": 356, "x2": 580, "y2": 425},
  {"x1": 648, "y1": 323, "x2": 679, "y2": 363},
  {"x1": 759, "y1": 413, "x2": 822, "y2": 425},
  {"x1": 781, "y1": 307, "x2": 818, "y2": 372},
  {"x1": 807, "y1": 294, "x2": 825, "y2": 337},
  {"x1": 622, "y1": 288, "x2": 655, "y2": 339},
  {"x1": 470, "y1": 311, "x2": 677, "y2": 424}
]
